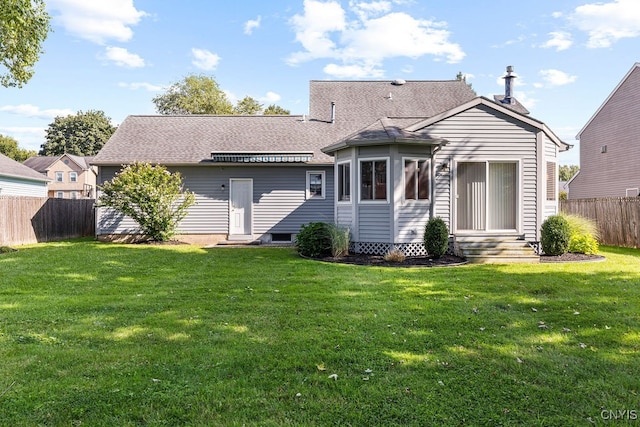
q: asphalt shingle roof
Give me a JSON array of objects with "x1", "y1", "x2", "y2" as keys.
[
  {"x1": 0, "y1": 153, "x2": 51, "y2": 182},
  {"x1": 92, "y1": 79, "x2": 479, "y2": 166}
]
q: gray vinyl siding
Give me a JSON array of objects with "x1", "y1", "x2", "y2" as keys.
[
  {"x1": 358, "y1": 204, "x2": 391, "y2": 241},
  {"x1": 397, "y1": 204, "x2": 430, "y2": 242},
  {"x1": 421, "y1": 105, "x2": 539, "y2": 240},
  {"x1": 570, "y1": 66, "x2": 640, "y2": 199},
  {"x1": 0, "y1": 177, "x2": 48, "y2": 197},
  {"x1": 336, "y1": 204, "x2": 353, "y2": 228},
  {"x1": 96, "y1": 164, "x2": 334, "y2": 237}
]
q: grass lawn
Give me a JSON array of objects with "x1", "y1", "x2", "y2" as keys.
[{"x1": 1, "y1": 240, "x2": 639, "y2": 426}]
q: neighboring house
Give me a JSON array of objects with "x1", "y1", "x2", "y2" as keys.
[
  {"x1": 569, "y1": 62, "x2": 640, "y2": 198},
  {"x1": 93, "y1": 68, "x2": 571, "y2": 261},
  {"x1": 0, "y1": 153, "x2": 51, "y2": 197},
  {"x1": 23, "y1": 154, "x2": 97, "y2": 199}
]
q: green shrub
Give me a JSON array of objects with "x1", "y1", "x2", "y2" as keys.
[
  {"x1": 540, "y1": 215, "x2": 570, "y2": 255},
  {"x1": 295, "y1": 222, "x2": 331, "y2": 257},
  {"x1": 561, "y1": 213, "x2": 600, "y2": 254},
  {"x1": 326, "y1": 223, "x2": 350, "y2": 257},
  {"x1": 424, "y1": 217, "x2": 449, "y2": 258},
  {"x1": 569, "y1": 233, "x2": 599, "y2": 255}
]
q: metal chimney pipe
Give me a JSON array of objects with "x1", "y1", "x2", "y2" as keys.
[
  {"x1": 330, "y1": 101, "x2": 336, "y2": 124},
  {"x1": 503, "y1": 66, "x2": 516, "y2": 104}
]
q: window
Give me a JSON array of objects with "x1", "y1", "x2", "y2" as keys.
[
  {"x1": 360, "y1": 159, "x2": 387, "y2": 201},
  {"x1": 56, "y1": 191, "x2": 64, "y2": 198},
  {"x1": 69, "y1": 171, "x2": 78, "y2": 182},
  {"x1": 306, "y1": 171, "x2": 325, "y2": 199},
  {"x1": 626, "y1": 188, "x2": 639, "y2": 197},
  {"x1": 337, "y1": 162, "x2": 351, "y2": 202},
  {"x1": 55, "y1": 172, "x2": 63, "y2": 182},
  {"x1": 70, "y1": 191, "x2": 79, "y2": 199},
  {"x1": 404, "y1": 159, "x2": 429, "y2": 201},
  {"x1": 546, "y1": 161, "x2": 556, "y2": 201}
]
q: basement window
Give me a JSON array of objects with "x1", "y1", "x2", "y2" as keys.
[{"x1": 271, "y1": 233, "x2": 292, "y2": 243}]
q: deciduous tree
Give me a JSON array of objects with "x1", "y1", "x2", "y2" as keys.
[
  {"x1": 0, "y1": 134, "x2": 36, "y2": 161},
  {"x1": 153, "y1": 75, "x2": 290, "y2": 115},
  {"x1": 152, "y1": 74, "x2": 234, "y2": 115},
  {"x1": 98, "y1": 162, "x2": 196, "y2": 242},
  {"x1": 234, "y1": 96, "x2": 263, "y2": 115},
  {"x1": 0, "y1": 0, "x2": 50, "y2": 87},
  {"x1": 39, "y1": 110, "x2": 117, "y2": 156},
  {"x1": 263, "y1": 104, "x2": 290, "y2": 115},
  {"x1": 559, "y1": 165, "x2": 579, "y2": 181}
]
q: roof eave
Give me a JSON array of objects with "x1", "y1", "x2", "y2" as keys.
[{"x1": 322, "y1": 137, "x2": 447, "y2": 155}]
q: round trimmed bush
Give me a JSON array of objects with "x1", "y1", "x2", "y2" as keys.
[
  {"x1": 540, "y1": 215, "x2": 570, "y2": 256},
  {"x1": 424, "y1": 217, "x2": 449, "y2": 258},
  {"x1": 295, "y1": 222, "x2": 331, "y2": 257}
]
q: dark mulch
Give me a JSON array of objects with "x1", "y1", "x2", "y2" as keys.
[
  {"x1": 540, "y1": 252, "x2": 605, "y2": 263},
  {"x1": 312, "y1": 253, "x2": 468, "y2": 267}
]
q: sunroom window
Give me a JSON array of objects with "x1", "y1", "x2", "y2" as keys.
[
  {"x1": 360, "y1": 159, "x2": 387, "y2": 201},
  {"x1": 338, "y1": 162, "x2": 351, "y2": 202},
  {"x1": 405, "y1": 159, "x2": 429, "y2": 200}
]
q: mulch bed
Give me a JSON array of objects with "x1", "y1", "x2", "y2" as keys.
[
  {"x1": 539, "y1": 252, "x2": 605, "y2": 263},
  {"x1": 311, "y1": 253, "x2": 467, "y2": 267}
]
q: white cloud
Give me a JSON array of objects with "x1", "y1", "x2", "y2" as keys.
[
  {"x1": 349, "y1": 1, "x2": 392, "y2": 20},
  {"x1": 287, "y1": 0, "x2": 464, "y2": 78},
  {"x1": 570, "y1": 0, "x2": 640, "y2": 48},
  {"x1": 259, "y1": 92, "x2": 281, "y2": 103},
  {"x1": 0, "y1": 104, "x2": 74, "y2": 120},
  {"x1": 541, "y1": 31, "x2": 573, "y2": 51},
  {"x1": 551, "y1": 11, "x2": 564, "y2": 18},
  {"x1": 244, "y1": 16, "x2": 261, "y2": 35},
  {"x1": 539, "y1": 69, "x2": 577, "y2": 86},
  {"x1": 103, "y1": 46, "x2": 145, "y2": 68},
  {"x1": 47, "y1": 0, "x2": 147, "y2": 45},
  {"x1": 118, "y1": 82, "x2": 164, "y2": 91},
  {"x1": 0, "y1": 127, "x2": 47, "y2": 151},
  {"x1": 324, "y1": 62, "x2": 385, "y2": 79},
  {"x1": 191, "y1": 48, "x2": 221, "y2": 71}
]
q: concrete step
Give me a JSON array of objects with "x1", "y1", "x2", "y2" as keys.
[{"x1": 454, "y1": 235, "x2": 538, "y2": 263}]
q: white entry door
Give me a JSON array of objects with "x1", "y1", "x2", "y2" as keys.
[{"x1": 229, "y1": 179, "x2": 253, "y2": 239}]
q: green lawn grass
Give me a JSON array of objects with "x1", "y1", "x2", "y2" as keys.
[{"x1": 1, "y1": 240, "x2": 639, "y2": 426}]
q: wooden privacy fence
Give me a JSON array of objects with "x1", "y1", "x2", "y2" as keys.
[
  {"x1": 560, "y1": 197, "x2": 640, "y2": 248},
  {"x1": 0, "y1": 196, "x2": 95, "y2": 246}
]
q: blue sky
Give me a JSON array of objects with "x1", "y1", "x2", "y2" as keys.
[{"x1": 1, "y1": 0, "x2": 639, "y2": 165}]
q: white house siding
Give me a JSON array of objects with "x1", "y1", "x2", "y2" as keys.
[
  {"x1": 96, "y1": 164, "x2": 334, "y2": 240},
  {"x1": 397, "y1": 204, "x2": 430, "y2": 242},
  {"x1": 421, "y1": 105, "x2": 539, "y2": 240},
  {"x1": 0, "y1": 177, "x2": 48, "y2": 197},
  {"x1": 543, "y1": 135, "x2": 559, "y2": 219}
]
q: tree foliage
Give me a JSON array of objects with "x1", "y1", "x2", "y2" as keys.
[
  {"x1": 153, "y1": 74, "x2": 290, "y2": 115},
  {"x1": 264, "y1": 104, "x2": 290, "y2": 115},
  {"x1": 152, "y1": 74, "x2": 234, "y2": 115},
  {"x1": 234, "y1": 96, "x2": 263, "y2": 115},
  {"x1": 98, "y1": 162, "x2": 196, "y2": 242},
  {"x1": 559, "y1": 165, "x2": 579, "y2": 181},
  {"x1": 0, "y1": 0, "x2": 50, "y2": 87},
  {"x1": 39, "y1": 110, "x2": 117, "y2": 156},
  {"x1": 0, "y1": 134, "x2": 36, "y2": 161}
]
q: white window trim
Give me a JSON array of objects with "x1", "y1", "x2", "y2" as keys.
[
  {"x1": 626, "y1": 188, "x2": 639, "y2": 197},
  {"x1": 55, "y1": 172, "x2": 64, "y2": 182},
  {"x1": 402, "y1": 157, "x2": 431, "y2": 204},
  {"x1": 336, "y1": 160, "x2": 352, "y2": 204},
  {"x1": 545, "y1": 158, "x2": 558, "y2": 203},
  {"x1": 70, "y1": 191, "x2": 79, "y2": 199},
  {"x1": 358, "y1": 157, "x2": 390, "y2": 203},
  {"x1": 56, "y1": 191, "x2": 64, "y2": 198},
  {"x1": 306, "y1": 170, "x2": 325, "y2": 199},
  {"x1": 69, "y1": 171, "x2": 78, "y2": 182}
]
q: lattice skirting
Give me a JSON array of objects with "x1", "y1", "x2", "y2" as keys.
[
  {"x1": 350, "y1": 241, "x2": 425, "y2": 256},
  {"x1": 351, "y1": 240, "x2": 455, "y2": 256}
]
